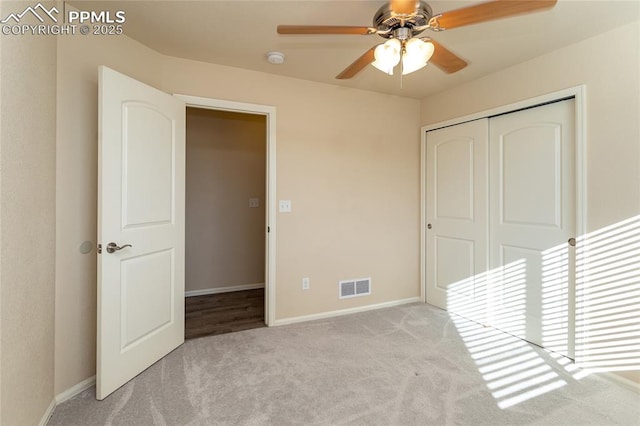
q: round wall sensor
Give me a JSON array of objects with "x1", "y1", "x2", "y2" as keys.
[{"x1": 267, "y1": 51, "x2": 285, "y2": 64}]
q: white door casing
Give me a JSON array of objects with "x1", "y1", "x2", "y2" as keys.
[
  {"x1": 174, "y1": 95, "x2": 277, "y2": 327},
  {"x1": 425, "y1": 119, "x2": 488, "y2": 325},
  {"x1": 488, "y1": 99, "x2": 576, "y2": 358},
  {"x1": 97, "y1": 66, "x2": 186, "y2": 399}
]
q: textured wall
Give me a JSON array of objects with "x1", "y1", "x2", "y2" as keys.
[
  {"x1": 0, "y1": 1, "x2": 57, "y2": 423},
  {"x1": 186, "y1": 109, "x2": 266, "y2": 292}
]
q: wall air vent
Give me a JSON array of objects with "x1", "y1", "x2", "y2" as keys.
[{"x1": 339, "y1": 278, "x2": 371, "y2": 299}]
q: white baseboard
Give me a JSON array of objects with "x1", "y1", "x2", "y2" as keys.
[
  {"x1": 598, "y1": 371, "x2": 640, "y2": 394},
  {"x1": 38, "y1": 398, "x2": 57, "y2": 426},
  {"x1": 38, "y1": 375, "x2": 96, "y2": 425},
  {"x1": 272, "y1": 296, "x2": 421, "y2": 326},
  {"x1": 185, "y1": 283, "x2": 264, "y2": 297},
  {"x1": 56, "y1": 375, "x2": 96, "y2": 404}
]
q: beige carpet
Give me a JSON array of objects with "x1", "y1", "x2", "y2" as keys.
[{"x1": 48, "y1": 303, "x2": 639, "y2": 425}]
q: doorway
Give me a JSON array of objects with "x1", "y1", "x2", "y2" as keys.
[{"x1": 184, "y1": 107, "x2": 267, "y2": 339}]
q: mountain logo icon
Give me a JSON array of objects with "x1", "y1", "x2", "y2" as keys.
[{"x1": 1, "y1": 3, "x2": 59, "y2": 24}]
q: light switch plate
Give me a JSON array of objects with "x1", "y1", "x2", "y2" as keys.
[
  {"x1": 249, "y1": 198, "x2": 259, "y2": 208},
  {"x1": 279, "y1": 200, "x2": 292, "y2": 213}
]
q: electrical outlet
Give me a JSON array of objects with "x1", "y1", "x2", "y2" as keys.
[
  {"x1": 249, "y1": 198, "x2": 259, "y2": 208},
  {"x1": 279, "y1": 200, "x2": 292, "y2": 213},
  {"x1": 302, "y1": 277, "x2": 310, "y2": 290}
]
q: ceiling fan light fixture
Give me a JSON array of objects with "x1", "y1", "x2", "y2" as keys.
[
  {"x1": 371, "y1": 59, "x2": 394, "y2": 75},
  {"x1": 401, "y1": 56, "x2": 428, "y2": 75},
  {"x1": 401, "y1": 38, "x2": 434, "y2": 75},
  {"x1": 372, "y1": 38, "x2": 401, "y2": 74}
]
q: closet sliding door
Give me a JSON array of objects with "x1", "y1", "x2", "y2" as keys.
[
  {"x1": 488, "y1": 100, "x2": 575, "y2": 358},
  {"x1": 425, "y1": 99, "x2": 575, "y2": 358},
  {"x1": 425, "y1": 119, "x2": 488, "y2": 326}
]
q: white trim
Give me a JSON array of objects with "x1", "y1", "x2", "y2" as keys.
[
  {"x1": 38, "y1": 399, "x2": 56, "y2": 426},
  {"x1": 272, "y1": 297, "x2": 421, "y2": 326},
  {"x1": 421, "y1": 86, "x2": 584, "y2": 132},
  {"x1": 185, "y1": 283, "x2": 264, "y2": 297},
  {"x1": 572, "y1": 86, "x2": 587, "y2": 364},
  {"x1": 420, "y1": 85, "x2": 587, "y2": 322},
  {"x1": 56, "y1": 375, "x2": 96, "y2": 404},
  {"x1": 38, "y1": 375, "x2": 97, "y2": 425},
  {"x1": 174, "y1": 94, "x2": 277, "y2": 326},
  {"x1": 419, "y1": 128, "x2": 427, "y2": 303},
  {"x1": 597, "y1": 372, "x2": 640, "y2": 394}
]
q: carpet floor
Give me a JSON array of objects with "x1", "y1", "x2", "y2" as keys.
[{"x1": 48, "y1": 303, "x2": 639, "y2": 425}]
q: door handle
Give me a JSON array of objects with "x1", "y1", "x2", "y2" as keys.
[{"x1": 106, "y1": 242, "x2": 132, "y2": 254}]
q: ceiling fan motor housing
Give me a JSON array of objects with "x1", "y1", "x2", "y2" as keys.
[{"x1": 374, "y1": 1, "x2": 433, "y2": 39}]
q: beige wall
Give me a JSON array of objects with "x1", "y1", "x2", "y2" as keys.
[
  {"x1": 55, "y1": 33, "x2": 163, "y2": 393},
  {"x1": 162, "y1": 58, "x2": 422, "y2": 320},
  {"x1": 0, "y1": 2, "x2": 57, "y2": 423},
  {"x1": 186, "y1": 108, "x2": 266, "y2": 292},
  {"x1": 421, "y1": 21, "x2": 640, "y2": 384},
  {"x1": 55, "y1": 33, "x2": 421, "y2": 393}
]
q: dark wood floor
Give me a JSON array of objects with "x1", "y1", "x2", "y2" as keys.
[{"x1": 185, "y1": 289, "x2": 265, "y2": 340}]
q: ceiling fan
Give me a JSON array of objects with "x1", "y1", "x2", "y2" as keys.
[{"x1": 277, "y1": 0, "x2": 557, "y2": 79}]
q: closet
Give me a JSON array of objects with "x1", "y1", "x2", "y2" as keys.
[{"x1": 425, "y1": 99, "x2": 576, "y2": 358}]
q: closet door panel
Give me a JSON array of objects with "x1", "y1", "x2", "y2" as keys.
[
  {"x1": 489, "y1": 99, "x2": 575, "y2": 358},
  {"x1": 500, "y1": 126, "x2": 561, "y2": 227},
  {"x1": 426, "y1": 119, "x2": 488, "y2": 325}
]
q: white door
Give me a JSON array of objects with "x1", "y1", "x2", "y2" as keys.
[
  {"x1": 425, "y1": 119, "x2": 489, "y2": 325},
  {"x1": 488, "y1": 99, "x2": 575, "y2": 358},
  {"x1": 97, "y1": 66, "x2": 186, "y2": 399}
]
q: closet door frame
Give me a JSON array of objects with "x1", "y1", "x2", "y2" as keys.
[{"x1": 420, "y1": 86, "x2": 587, "y2": 344}]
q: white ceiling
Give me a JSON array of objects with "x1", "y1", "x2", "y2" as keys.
[{"x1": 78, "y1": 0, "x2": 640, "y2": 99}]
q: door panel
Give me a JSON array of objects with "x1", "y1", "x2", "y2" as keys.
[
  {"x1": 98, "y1": 66, "x2": 186, "y2": 399},
  {"x1": 500, "y1": 125, "x2": 561, "y2": 226},
  {"x1": 121, "y1": 249, "x2": 174, "y2": 349},
  {"x1": 123, "y1": 103, "x2": 175, "y2": 226},
  {"x1": 426, "y1": 119, "x2": 488, "y2": 325},
  {"x1": 489, "y1": 99, "x2": 575, "y2": 358},
  {"x1": 435, "y1": 236, "x2": 475, "y2": 293},
  {"x1": 435, "y1": 138, "x2": 474, "y2": 220}
]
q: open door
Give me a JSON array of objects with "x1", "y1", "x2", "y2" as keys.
[{"x1": 97, "y1": 66, "x2": 186, "y2": 399}]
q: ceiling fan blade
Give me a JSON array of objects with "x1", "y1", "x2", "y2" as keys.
[
  {"x1": 277, "y1": 25, "x2": 375, "y2": 35},
  {"x1": 428, "y1": 39, "x2": 467, "y2": 74},
  {"x1": 390, "y1": 0, "x2": 418, "y2": 15},
  {"x1": 433, "y1": 0, "x2": 557, "y2": 30},
  {"x1": 336, "y1": 47, "x2": 377, "y2": 79}
]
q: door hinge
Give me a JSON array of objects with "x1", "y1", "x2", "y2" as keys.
[
  {"x1": 267, "y1": 226, "x2": 270, "y2": 233},
  {"x1": 97, "y1": 243, "x2": 102, "y2": 254}
]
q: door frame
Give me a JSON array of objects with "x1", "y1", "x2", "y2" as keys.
[
  {"x1": 420, "y1": 85, "x2": 587, "y2": 306},
  {"x1": 176, "y1": 94, "x2": 277, "y2": 326}
]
